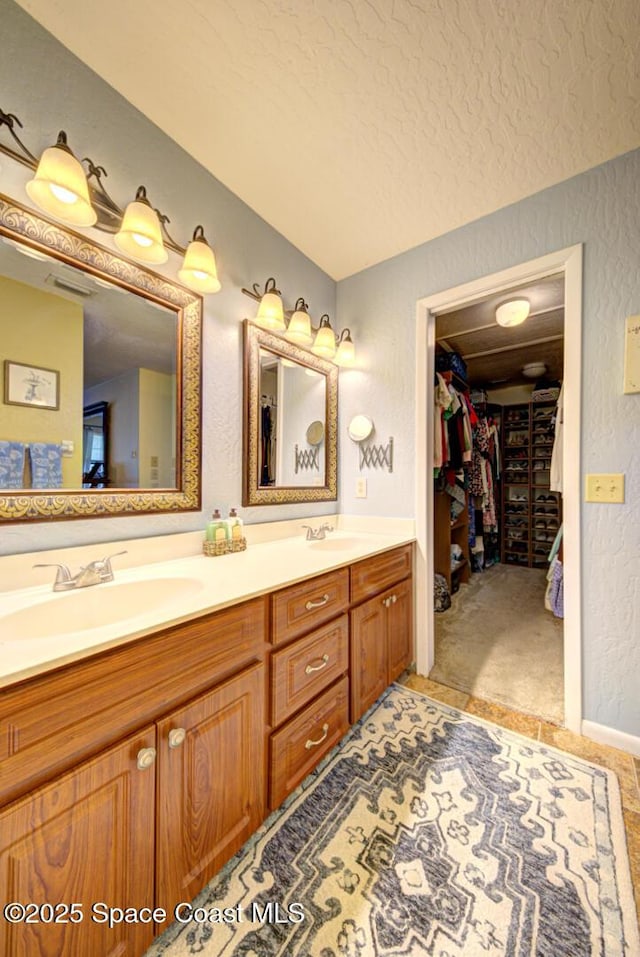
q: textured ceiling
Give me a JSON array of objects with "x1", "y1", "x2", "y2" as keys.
[{"x1": 14, "y1": 0, "x2": 640, "y2": 279}]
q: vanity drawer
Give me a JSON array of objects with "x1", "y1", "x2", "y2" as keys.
[
  {"x1": 0, "y1": 597, "x2": 267, "y2": 807},
  {"x1": 271, "y1": 568, "x2": 349, "y2": 646},
  {"x1": 271, "y1": 614, "x2": 349, "y2": 726},
  {"x1": 269, "y1": 676, "x2": 349, "y2": 808},
  {"x1": 350, "y1": 544, "x2": 413, "y2": 605}
]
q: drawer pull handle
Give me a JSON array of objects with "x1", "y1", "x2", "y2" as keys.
[
  {"x1": 305, "y1": 594, "x2": 330, "y2": 610},
  {"x1": 305, "y1": 654, "x2": 329, "y2": 674},
  {"x1": 305, "y1": 723, "x2": 329, "y2": 749},
  {"x1": 168, "y1": 727, "x2": 187, "y2": 749},
  {"x1": 136, "y1": 747, "x2": 157, "y2": 770}
]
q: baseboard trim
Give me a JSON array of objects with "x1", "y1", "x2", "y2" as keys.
[{"x1": 581, "y1": 719, "x2": 640, "y2": 758}]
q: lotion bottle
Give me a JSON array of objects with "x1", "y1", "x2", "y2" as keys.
[
  {"x1": 206, "y1": 508, "x2": 228, "y2": 542},
  {"x1": 225, "y1": 507, "x2": 244, "y2": 541}
]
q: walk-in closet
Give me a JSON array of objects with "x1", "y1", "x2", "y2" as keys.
[{"x1": 431, "y1": 274, "x2": 565, "y2": 723}]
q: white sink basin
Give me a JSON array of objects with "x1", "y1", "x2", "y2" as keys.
[
  {"x1": 308, "y1": 536, "x2": 364, "y2": 552},
  {"x1": 1, "y1": 577, "x2": 204, "y2": 640}
]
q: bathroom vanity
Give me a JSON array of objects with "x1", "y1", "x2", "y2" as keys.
[{"x1": 0, "y1": 530, "x2": 414, "y2": 956}]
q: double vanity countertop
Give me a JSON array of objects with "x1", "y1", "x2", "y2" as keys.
[{"x1": 0, "y1": 517, "x2": 415, "y2": 690}]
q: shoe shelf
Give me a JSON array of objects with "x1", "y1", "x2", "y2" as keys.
[{"x1": 501, "y1": 400, "x2": 561, "y2": 567}]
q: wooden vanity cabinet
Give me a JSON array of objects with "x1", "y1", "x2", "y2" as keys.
[
  {"x1": 156, "y1": 664, "x2": 264, "y2": 915},
  {"x1": 350, "y1": 546, "x2": 414, "y2": 723},
  {"x1": 268, "y1": 570, "x2": 350, "y2": 808},
  {"x1": 0, "y1": 598, "x2": 267, "y2": 956},
  {"x1": 0, "y1": 726, "x2": 157, "y2": 957}
]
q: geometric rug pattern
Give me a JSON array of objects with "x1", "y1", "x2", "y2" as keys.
[{"x1": 146, "y1": 685, "x2": 639, "y2": 956}]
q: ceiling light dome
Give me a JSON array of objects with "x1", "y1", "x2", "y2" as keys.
[
  {"x1": 495, "y1": 299, "x2": 530, "y2": 327},
  {"x1": 522, "y1": 361, "x2": 547, "y2": 378}
]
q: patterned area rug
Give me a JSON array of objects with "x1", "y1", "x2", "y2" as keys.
[{"x1": 147, "y1": 686, "x2": 639, "y2": 956}]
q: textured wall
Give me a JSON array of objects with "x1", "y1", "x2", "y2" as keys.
[
  {"x1": 0, "y1": 0, "x2": 336, "y2": 556},
  {"x1": 337, "y1": 149, "x2": 640, "y2": 737}
]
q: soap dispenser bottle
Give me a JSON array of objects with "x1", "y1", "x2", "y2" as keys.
[
  {"x1": 206, "y1": 508, "x2": 228, "y2": 542},
  {"x1": 225, "y1": 507, "x2": 244, "y2": 541}
]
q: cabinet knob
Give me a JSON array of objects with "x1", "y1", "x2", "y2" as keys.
[
  {"x1": 305, "y1": 594, "x2": 330, "y2": 610},
  {"x1": 136, "y1": 747, "x2": 157, "y2": 770},
  {"x1": 305, "y1": 654, "x2": 329, "y2": 675},
  {"x1": 305, "y1": 723, "x2": 329, "y2": 750},
  {"x1": 168, "y1": 727, "x2": 187, "y2": 749}
]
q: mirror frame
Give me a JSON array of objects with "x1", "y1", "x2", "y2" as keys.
[
  {"x1": 0, "y1": 191, "x2": 202, "y2": 523},
  {"x1": 243, "y1": 320, "x2": 337, "y2": 505}
]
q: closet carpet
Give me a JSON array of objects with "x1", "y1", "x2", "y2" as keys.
[{"x1": 429, "y1": 563, "x2": 564, "y2": 724}]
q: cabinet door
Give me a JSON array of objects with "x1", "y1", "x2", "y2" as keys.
[
  {"x1": 156, "y1": 664, "x2": 265, "y2": 915},
  {"x1": 350, "y1": 597, "x2": 388, "y2": 723},
  {"x1": 386, "y1": 577, "x2": 414, "y2": 683},
  {"x1": 0, "y1": 727, "x2": 156, "y2": 957}
]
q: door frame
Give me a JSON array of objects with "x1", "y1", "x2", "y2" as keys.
[{"x1": 414, "y1": 245, "x2": 583, "y2": 732}]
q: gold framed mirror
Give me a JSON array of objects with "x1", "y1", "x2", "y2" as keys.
[
  {"x1": 0, "y1": 192, "x2": 202, "y2": 523},
  {"x1": 243, "y1": 320, "x2": 337, "y2": 505}
]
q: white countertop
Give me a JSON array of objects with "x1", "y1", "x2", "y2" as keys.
[{"x1": 0, "y1": 520, "x2": 415, "y2": 689}]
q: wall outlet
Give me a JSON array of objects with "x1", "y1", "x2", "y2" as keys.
[
  {"x1": 585, "y1": 473, "x2": 625, "y2": 503},
  {"x1": 355, "y1": 477, "x2": 367, "y2": 498}
]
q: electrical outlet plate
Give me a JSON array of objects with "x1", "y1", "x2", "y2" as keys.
[
  {"x1": 355, "y1": 477, "x2": 367, "y2": 498},
  {"x1": 585, "y1": 473, "x2": 625, "y2": 503}
]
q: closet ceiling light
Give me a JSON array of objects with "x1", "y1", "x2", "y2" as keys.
[
  {"x1": 522, "y1": 361, "x2": 547, "y2": 378},
  {"x1": 495, "y1": 299, "x2": 530, "y2": 328},
  {"x1": 0, "y1": 107, "x2": 222, "y2": 294}
]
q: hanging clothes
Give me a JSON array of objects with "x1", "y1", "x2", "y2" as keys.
[{"x1": 550, "y1": 383, "x2": 564, "y2": 492}]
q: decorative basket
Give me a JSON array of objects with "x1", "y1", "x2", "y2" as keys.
[
  {"x1": 202, "y1": 537, "x2": 247, "y2": 557},
  {"x1": 532, "y1": 387, "x2": 560, "y2": 403}
]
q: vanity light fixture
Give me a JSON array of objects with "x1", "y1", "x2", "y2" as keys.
[
  {"x1": 253, "y1": 277, "x2": 286, "y2": 332},
  {"x1": 495, "y1": 298, "x2": 530, "y2": 328},
  {"x1": 114, "y1": 186, "x2": 168, "y2": 264},
  {"x1": 241, "y1": 278, "x2": 357, "y2": 367},
  {"x1": 334, "y1": 328, "x2": 355, "y2": 367},
  {"x1": 285, "y1": 298, "x2": 313, "y2": 345},
  {"x1": 0, "y1": 107, "x2": 221, "y2": 294},
  {"x1": 25, "y1": 131, "x2": 97, "y2": 227},
  {"x1": 311, "y1": 314, "x2": 337, "y2": 359}
]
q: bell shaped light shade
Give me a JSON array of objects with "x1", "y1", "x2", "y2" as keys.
[
  {"x1": 255, "y1": 277, "x2": 285, "y2": 332},
  {"x1": 311, "y1": 314, "x2": 337, "y2": 359},
  {"x1": 114, "y1": 186, "x2": 168, "y2": 264},
  {"x1": 178, "y1": 225, "x2": 221, "y2": 293},
  {"x1": 285, "y1": 298, "x2": 313, "y2": 345},
  {"x1": 335, "y1": 328, "x2": 356, "y2": 366},
  {"x1": 495, "y1": 298, "x2": 530, "y2": 328},
  {"x1": 25, "y1": 131, "x2": 97, "y2": 227}
]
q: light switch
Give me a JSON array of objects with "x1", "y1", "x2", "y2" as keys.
[
  {"x1": 585, "y1": 473, "x2": 625, "y2": 503},
  {"x1": 355, "y1": 477, "x2": 367, "y2": 498}
]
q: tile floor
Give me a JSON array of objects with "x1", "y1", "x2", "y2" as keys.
[{"x1": 403, "y1": 673, "x2": 640, "y2": 923}]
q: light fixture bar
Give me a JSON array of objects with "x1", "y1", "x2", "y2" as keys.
[
  {"x1": 0, "y1": 105, "x2": 221, "y2": 293},
  {"x1": 241, "y1": 280, "x2": 357, "y2": 366}
]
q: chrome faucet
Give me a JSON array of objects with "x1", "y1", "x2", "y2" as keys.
[
  {"x1": 34, "y1": 551, "x2": 128, "y2": 592},
  {"x1": 302, "y1": 523, "x2": 334, "y2": 541}
]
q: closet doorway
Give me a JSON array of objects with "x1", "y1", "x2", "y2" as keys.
[{"x1": 414, "y1": 246, "x2": 583, "y2": 733}]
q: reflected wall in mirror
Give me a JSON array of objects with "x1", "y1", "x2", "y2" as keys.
[
  {"x1": 243, "y1": 321, "x2": 337, "y2": 505},
  {"x1": 0, "y1": 192, "x2": 202, "y2": 523}
]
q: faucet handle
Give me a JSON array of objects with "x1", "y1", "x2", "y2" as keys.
[
  {"x1": 33, "y1": 562, "x2": 72, "y2": 584},
  {"x1": 96, "y1": 550, "x2": 128, "y2": 580}
]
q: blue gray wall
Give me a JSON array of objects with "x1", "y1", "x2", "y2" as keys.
[
  {"x1": 0, "y1": 0, "x2": 337, "y2": 557},
  {"x1": 337, "y1": 150, "x2": 640, "y2": 737}
]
